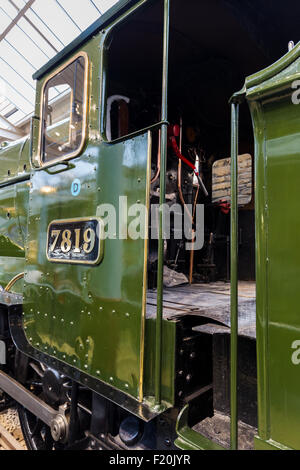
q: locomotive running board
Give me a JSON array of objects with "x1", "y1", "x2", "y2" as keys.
[{"x1": 0, "y1": 369, "x2": 57, "y2": 427}]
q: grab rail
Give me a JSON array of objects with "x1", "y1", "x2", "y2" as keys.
[
  {"x1": 230, "y1": 95, "x2": 243, "y2": 449},
  {"x1": 155, "y1": 0, "x2": 170, "y2": 406}
]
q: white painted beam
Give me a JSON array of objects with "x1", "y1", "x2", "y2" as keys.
[
  {"x1": 0, "y1": 127, "x2": 23, "y2": 141},
  {"x1": 0, "y1": 114, "x2": 24, "y2": 135}
]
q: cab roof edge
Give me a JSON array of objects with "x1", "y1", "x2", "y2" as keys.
[{"x1": 246, "y1": 41, "x2": 300, "y2": 90}]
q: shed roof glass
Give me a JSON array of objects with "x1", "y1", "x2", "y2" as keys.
[{"x1": 0, "y1": 0, "x2": 118, "y2": 134}]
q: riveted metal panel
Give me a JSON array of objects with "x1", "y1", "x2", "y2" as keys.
[
  {"x1": 247, "y1": 47, "x2": 300, "y2": 449},
  {"x1": 23, "y1": 131, "x2": 151, "y2": 401}
]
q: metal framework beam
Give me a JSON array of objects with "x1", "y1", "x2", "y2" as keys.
[
  {"x1": 0, "y1": 114, "x2": 25, "y2": 141},
  {"x1": 0, "y1": 0, "x2": 36, "y2": 43},
  {"x1": 0, "y1": 128, "x2": 23, "y2": 141},
  {"x1": 8, "y1": 0, "x2": 58, "y2": 53}
]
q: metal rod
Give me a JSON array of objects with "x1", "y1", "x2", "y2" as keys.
[
  {"x1": 68, "y1": 381, "x2": 79, "y2": 445},
  {"x1": 230, "y1": 102, "x2": 239, "y2": 450},
  {"x1": 155, "y1": 0, "x2": 170, "y2": 406}
]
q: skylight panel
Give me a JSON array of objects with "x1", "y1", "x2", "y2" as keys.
[{"x1": 57, "y1": 0, "x2": 101, "y2": 31}]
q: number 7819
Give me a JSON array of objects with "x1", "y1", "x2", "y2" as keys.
[{"x1": 50, "y1": 228, "x2": 96, "y2": 254}]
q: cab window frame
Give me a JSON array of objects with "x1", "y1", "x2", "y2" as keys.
[
  {"x1": 100, "y1": 0, "x2": 164, "y2": 144},
  {"x1": 37, "y1": 51, "x2": 89, "y2": 167}
]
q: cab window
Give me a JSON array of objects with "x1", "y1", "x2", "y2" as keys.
[
  {"x1": 40, "y1": 54, "x2": 87, "y2": 164},
  {"x1": 104, "y1": 0, "x2": 163, "y2": 141}
]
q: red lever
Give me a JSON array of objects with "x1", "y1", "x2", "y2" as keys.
[
  {"x1": 168, "y1": 125, "x2": 209, "y2": 197},
  {"x1": 219, "y1": 200, "x2": 231, "y2": 215}
]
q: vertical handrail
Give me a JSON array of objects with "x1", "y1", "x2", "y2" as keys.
[
  {"x1": 155, "y1": 0, "x2": 170, "y2": 406},
  {"x1": 230, "y1": 101, "x2": 239, "y2": 449}
]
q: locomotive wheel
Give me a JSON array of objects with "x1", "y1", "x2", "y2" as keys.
[
  {"x1": 18, "y1": 360, "x2": 72, "y2": 450},
  {"x1": 18, "y1": 405, "x2": 62, "y2": 450}
]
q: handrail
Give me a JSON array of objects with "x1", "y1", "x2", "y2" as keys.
[
  {"x1": 155, "y1": 0, "x2": 170, "y2": 406},
  {"x1": 230, "y1": 101, "x2": 239, "y2": 450},
  {"x1": 4, "y1": 273, "x2": 25, "y2": 293}
]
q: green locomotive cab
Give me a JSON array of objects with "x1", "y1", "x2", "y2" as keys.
[{"x1": 0, "y1": 0, "x2": 300, "y2": 451}]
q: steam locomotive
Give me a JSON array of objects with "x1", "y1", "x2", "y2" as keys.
[{"x1": 0, "y1": 0, "x2": 299, "y2": 450}]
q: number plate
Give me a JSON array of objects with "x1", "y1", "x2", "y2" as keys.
[{"x1": 46, "y1": 218, "x2": 104, "y2": 265}]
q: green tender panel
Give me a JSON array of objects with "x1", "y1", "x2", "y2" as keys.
[
  {"x1": 23, "y1": 133, "x2": 150, "y2": 400},
  {"x1": 259, "y1": 95, "x2": 300, "y2": 449}
]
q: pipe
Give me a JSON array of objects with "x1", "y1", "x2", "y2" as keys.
[
  {"x1": 155, "y1": 0, "x2": 170, "y2": 406},
  {"x1": 230, "y1": 101, "x2": 239, "y2": 450}
]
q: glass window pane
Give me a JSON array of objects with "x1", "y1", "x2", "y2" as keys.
[{"x1": 41, "y1": 55, "x2": 87, "y2": 164}]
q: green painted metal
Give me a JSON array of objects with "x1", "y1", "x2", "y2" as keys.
[
  {"x1": 23, "y1": 132, "x2": 151, "y2": 401},
  {"x1": 175, "y1": 405, "x2": 225, "y2": 451},
  {"x1": 254, "y1": 436, "x2": 291, "y2": 451},
  {"x1": 144, "y1": 318, "x2": 176, "y2": 406},
  {"x1": 21, "y1": 30, "x2": 157, "y2": 402},
  {"x1": 0, "y1": 138, "x2": 31, "y2": 290},
  {"x1": 4, "y1": 0, "x2": 300, "y2": 449},
  {"x1": 246, "y1": 43, "x2": 300, "y2": 450},
  {"x1": 230, "y1": 101, "x2": 239, "y2": 450},
  {"x1": 155, "y1": 0, "x2": 170, "y2": 407}
]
